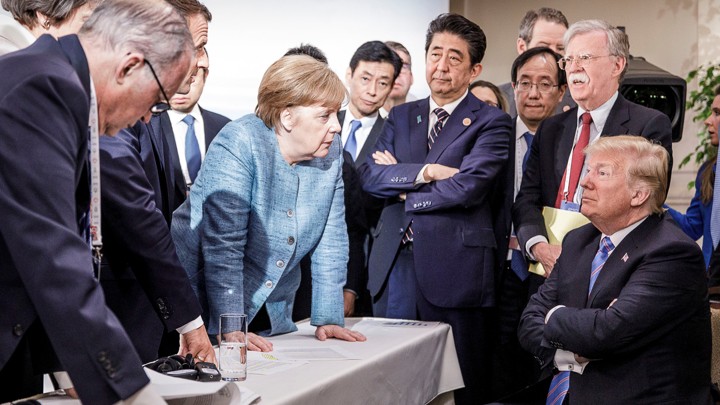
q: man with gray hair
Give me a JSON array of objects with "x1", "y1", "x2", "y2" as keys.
[
  {"x1": 499, "y1": 7, "x2": 574, "y2": 117},
  {"x1": 513, "y1": 19, "x2": 672, "y2": 282},
  {"x1": 519, "y1": 136, "x2": 711, "y2": 404},
  {"x1": 0, "y1": 0, "x2": 193, "y2": 403}
]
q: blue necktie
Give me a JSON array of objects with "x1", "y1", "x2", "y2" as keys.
[
  {"x1": 547, "y1": 236, "x2": 614, "y2": 405},
  {"x1": 510, "y1": 132, "x2": 534, "y2": 281},
  {"x1": 183, "y1": 114, "x2": 201, "y2": 183},
  {"x1": 344, "y1": 120, "x2": 362, "y2": 161},
  {"x1": 522, "y1": 131, "x2": 534, "y2": 172},
  {"x1": 711, "y1": 157, "x2": 720, "y2": 248}
]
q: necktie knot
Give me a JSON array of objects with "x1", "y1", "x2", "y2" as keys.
[
  {"x1": 183, "y1": 114, "x2": 195, "y2": 126},
  {"x1": 599, "y1": 236, "x2": 614, "y2": 255},
  {"x1": 581, "y1": 111, "x2": 592, "y2": 125},
  {"x1": 434, "y1": 107, "x2": 449, "y2": 123}
]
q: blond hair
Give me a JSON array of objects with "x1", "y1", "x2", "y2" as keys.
[
  {"x1": 256, "y1": 55, "x2": 347, "y2": 129},
  {"x1": 584, "y1": 135, "x2": 668, "y2": 214}
]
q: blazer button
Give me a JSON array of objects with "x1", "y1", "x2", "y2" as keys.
[
  {"x1": 287, "y1": 236, "x2": 295, "y2": 245},
  {"x1": 264, "y1": 280, "x2": 273, "y2": 288},
  {"x1": 287, "y1": 209, "x2": 294, "y2": 217},
  {"x1": 276, "y1": 260, "x2": 285, "y2": 268},
  {"x1": 12, "y1": 324, "x2": 23, "y2": 337}
]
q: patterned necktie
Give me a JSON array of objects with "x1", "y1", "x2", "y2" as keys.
[
  {"x1": 555, "y1": 112, "x2": 592, "y2": 208},
  {"x1": 588, "y1": 236, "x2": 614, "y2": 294},
  {"x1": 183, "y1": 114, "x2": 201, "y2": 183},
  {"x1": 344, "y1": 120, "x2": 362, "y2": 161},
  {"x1": 427, "y1": 108, "x2": 449, "y2": 149},
  {"x1": 522, "y1": 131, "x2": 534, "y2": 172},
  {"x1": 711, "y1": 156, "x2": 720, "y2": 248},
  {"x1": 547, "y1": 235, "x2": 614, "y2": 405}
]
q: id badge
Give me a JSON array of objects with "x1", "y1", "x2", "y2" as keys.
[{"x1": 560, "y1": 200, "x2": 581, "y2": 212}]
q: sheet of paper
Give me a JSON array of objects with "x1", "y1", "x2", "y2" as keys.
[
  {"x1": 268, "y1": 345, "x2": 360, "y2": 361},
  {"x1": 529, "y1": 206, "x2": 590, "y2": 276},
  {"x1": 247, "y1": 351, "x2": 308, "y2": 375}
]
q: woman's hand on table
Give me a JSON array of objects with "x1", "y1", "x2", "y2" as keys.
[
  {"x1": 315, "y1": 325, "x2": 366, "y2": 342},
  {"x1": 248, "y1": 332, "x2": 273, "y2": 352}
]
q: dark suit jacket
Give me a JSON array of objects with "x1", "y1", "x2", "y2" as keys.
[
  {"x1": 359, "y1": 93, "x2": 512, "y2": 308},
  {"x1": 518, "y1": 214, "x2": 712, "y2": 404},
  {"x1": 338, "y1": 110, "x2": 384, "y2": 165},
  {"x1": 512, "y1": 94, "x2": 673, "y2": 254},
  {"x1": 99, "y1": 123, "x2": 203, "y2": 361},
  {"x1": 162, "y1": 108, "x2": 230, "y2": 211},
  {"x1": 0, "y1": 35, "x2": 147, "y2": 403}
]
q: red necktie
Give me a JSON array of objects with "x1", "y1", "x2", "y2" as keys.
[{"x1": 555, "y1": 112, "x2": 592, "y2": 208}]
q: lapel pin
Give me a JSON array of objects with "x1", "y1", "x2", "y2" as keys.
[
  {"x1": 462, "y1": 118, "x2": 471, "y2": 126},
  {"x1": 622, "y1": 253, "x2": 629, "y2": 262},
  {"x1": 417, "y1": 115, "x2": 422, "y2": 124}
]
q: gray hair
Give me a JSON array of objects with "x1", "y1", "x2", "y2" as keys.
[
  {"x1": 78, "y1": 0, "x2": 192, "y2": 74},
  {"x1": 518, "y1": 7, "x2": 568, "y2": 44},
  {"x1": 564, "y1": 19, "x2": 630, "y2": 79},
  {"x1": 1, "y1": 0, "x2": 100, "y2": 28}
]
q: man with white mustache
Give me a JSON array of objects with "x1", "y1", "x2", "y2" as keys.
[{"x1": 512, "y1": 19, "x2": 672, "y2": 280}]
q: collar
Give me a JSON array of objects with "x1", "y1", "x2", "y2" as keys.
[
  {"x1": 515, "y1": 116, "x2": 531, "y2": 140},
  {"x1": 167, "y1": 104, "x2": 202, "y2": 125},
  {"x1": 429, "y1": 90, "x2": 467, "y2": 116},
  {"x1": 601, "y1": 214, "x2": 648, "y2": 250},
  {"x1": 344, "y1": 109, "x2": 378, "y2": 129},
  {"x1": 577, "y1": 91, "x2": 618, "y2": 131}
]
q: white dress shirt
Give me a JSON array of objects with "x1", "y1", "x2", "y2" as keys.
[{"x1": 168, "y1": 106, "x2": 206, "y2": 186}]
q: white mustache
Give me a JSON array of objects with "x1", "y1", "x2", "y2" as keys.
[{"x1": 568, "y1": 73, "x2": 589, "y2": 84}]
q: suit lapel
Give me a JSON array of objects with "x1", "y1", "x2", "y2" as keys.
[
  {"x1": 587, "y1": 214, "x2": 661, "y2": 306},
  {"x1": 161, "y1": 112, "x2": 185, "y2": 199},
  {"x1": 564, "y1": 230, "x2": 601, "y2": 307},
  {"x1": 425, "y1": 96, "x2": 473, "y2": 163},
  {"x1": 409, "y1": 99, "x2": 430, "y2": 163},
  {"x1": 357, "y1": 116, "x2": 384, "y2": 164},
  {"x1": 601, "y1": 95, "x2": 630, "y2": 137},
  {"x1": 554, "y1": 112, "x2": 576, "y2": 185}
]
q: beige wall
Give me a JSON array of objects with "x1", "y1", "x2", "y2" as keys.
[{"x1": 451, "y1": 0, "x2": 720, "y2": 206}]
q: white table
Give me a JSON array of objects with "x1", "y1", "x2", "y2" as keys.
[{"x1": 239, "y1": 317, "x2": 464, "y2": 405}]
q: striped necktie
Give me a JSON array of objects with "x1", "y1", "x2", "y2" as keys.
[{"x1": 427, "y1": 108, "x2": 449, "y2": 149}]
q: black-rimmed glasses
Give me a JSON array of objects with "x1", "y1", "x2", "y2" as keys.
[
  {"x1": 515, "y1": 80, "x2": 560, "y2": 94},
  {"x1": 144, "y1": 60, "x2": 171, "y2": 115}
]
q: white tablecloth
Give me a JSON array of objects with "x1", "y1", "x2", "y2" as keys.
[{"x1": 238, "y1": 317, "x2": 464, "y2": 405}]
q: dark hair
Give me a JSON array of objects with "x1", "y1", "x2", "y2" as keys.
[
  {"x1": 510, "y1": 46, "x2": 566, "y2": 86},
  {"x1": 284, "y1": 43, "x2": 328, "y2": 64},
  {"x1": 425, "y1": 13, "x2": 486, "y2": 65},
  {"x1": 2, "y1": 0, "x2": 98, "y2": 28},
  {"x1": 349, "y1": 40, "x2": 403, "y2": 81},
  {"x1": 699, "y1": 85, "x2": 720, "y2": 203},
  {"x1": 164, "y1": 0, "x2": 211, "y2": 22},
  {"x1": 469, "y1": 80, "x2": 508, "y2": 112},
  {"x1": 518, "y1": 7, "x2": 568, "y2": 43},
  {"x1": 385, "y1": 40, "x2": 411, "y2": 65}
]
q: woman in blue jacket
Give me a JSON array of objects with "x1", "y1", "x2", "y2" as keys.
[
  {"x1": 666, "y1": 86, "x2": 720, "y2": 266},
  {"x1": 172, "y1": 55, "x2": 366, "y2": 350}
]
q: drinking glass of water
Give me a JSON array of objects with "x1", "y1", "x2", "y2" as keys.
[{"x1": 218, "y1": 313, "x2": 248, "y2": 381}]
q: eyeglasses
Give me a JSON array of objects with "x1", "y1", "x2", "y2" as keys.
[
  {"x1": 515, "y1": 80, "x2": 559, "y2": 94},
  {"x1": 144, "y1": 59, "x2": 172, "y2": 115},
  {"x1": 557, "y1": 54, "x2": 612, "y2": 70}
]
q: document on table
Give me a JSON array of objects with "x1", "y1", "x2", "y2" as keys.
[
  {"x1": 266, "y1": 345, "x2": 360, "y2": 361},
  {"x1": 247, "y1": 351, "x2": 307, "y2": 375}
]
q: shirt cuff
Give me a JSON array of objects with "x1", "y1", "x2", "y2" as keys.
[
  {"x1": 525, "y1": 235, "x2": 549, "y2": 259},
  {"x1": 414, "y1": 164, "x2": 431, "y2": 185},
  {"x1": 343, "y1": 288, "x2": 358, "y2": 298},
  {"x1": 554, "y1": 349, "x2": 589, "y2": 375},
  {"x1": 53, "y1": 371, "x2": 73, "y2": 389},
  {"x1": 176, "y1": 316, "x2": 204, "y2": 335}
]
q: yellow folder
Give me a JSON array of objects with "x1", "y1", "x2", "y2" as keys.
[{"x1": 529, "y1": 206, "x2": 590, "y2": 276}]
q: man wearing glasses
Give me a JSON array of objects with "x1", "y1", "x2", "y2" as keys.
[
  {"x1": 493, "y1": 46, "x2": 567, "y2": 400},
  {"x1": 513, "y1": 19, "x2": 673, "y2": 291},
  {"x1": 97, "y1": 0, "x2": 216, "y2": 366}
]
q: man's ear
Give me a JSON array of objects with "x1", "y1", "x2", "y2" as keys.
[
  {"x1": 345, "y1": 67, "x2": 353, "y2": 83},
  {"x1": 630, "y1": 187, "x2": 651, "y2": 208},
  {"x1": 517, "y1": 38, "x2": 527, "y2": 54},
  {"x1": 115, "y1": 52, "x2": 145, "y2": 85}
]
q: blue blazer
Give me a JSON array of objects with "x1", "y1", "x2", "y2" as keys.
[
  {"x1": 172, "y1": 115, "x2": 347, "y2": 336},
  {"x1": 359, "y1": 94, "x2": 512, "y2": 308},
  {"x1": 0, "y1": 35, "x2": 147, "y2": 403},
  {"x1": 666, "y1": 162, "x2": 714, "y2": 266}
]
